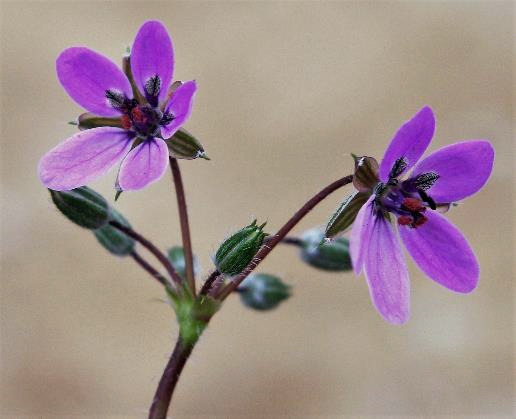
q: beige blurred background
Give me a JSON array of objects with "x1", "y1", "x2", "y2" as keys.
[{"x1": 1, "y1": 1, "x2": 514, "y2": 417}]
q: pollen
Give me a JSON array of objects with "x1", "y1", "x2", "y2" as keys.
[
  {"x1": 401, "y1": 197, "x2": 425, "y2": 212},
  {"x1": 397, "y1": 215, "x2": 413, "y2": 226},
  {"x1": 121, "y1": 115, "x2": 132, "y2": 130},
  {"x1": 131, "y1": 107, "x2": 146, "y2": 124},
  {"x1": 414, "y1": 215, "x2": 428, "y2": 227}
]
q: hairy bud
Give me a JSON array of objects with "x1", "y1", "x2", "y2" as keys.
[
  {"x1": 300, "y1": 228, "x2": 352, "y2": 271},
  {"x1": 215, "y1": 220, "x2": 268, "y2": 276},
  {"x1": 94, "y1": 208, "x2": 135, "y2": 256}
]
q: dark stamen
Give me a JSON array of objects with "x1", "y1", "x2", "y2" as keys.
[
  {"x1": 389, "y1": 157, "x2": 407, "y2": 179},
  {"x1": 418, "y1": 189, "x2": 436, "y2": 210},
  {"x1": 145, "y1": 75, "x2": 161, "y2": 99},
  {"x1": 159, "y1": 112, "x2": 175, "y2": 126},
  {"x1": 414, "y1": 172, "x2": 439, "y2": 190},
  {"x1": 105, "y1": 90, "x2": 126, "y2": 110}
]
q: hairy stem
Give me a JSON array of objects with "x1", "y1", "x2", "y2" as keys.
[
  {"x1": 130, "y1": 250, "x2": 168, "y2": 286},
  {"x1": 109, "y1": 220, "x2": 182, "y2": 288},
  {"x1": 169, "y1": 157, "x2": 196, "y2": 295},
  {"x1": 148, "y1": 335, "x2": 196, "y2": 419},
  {"x1": 217, "y1": 174, "x2": 353, "y2": 299}
]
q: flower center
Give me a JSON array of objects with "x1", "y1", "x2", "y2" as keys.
[
  {"x1": 373, "y1": 158, "x2": 442, "y2": 229},
  {"x1": 120, "y1": 104, "x2": 174, "y2": 138}
]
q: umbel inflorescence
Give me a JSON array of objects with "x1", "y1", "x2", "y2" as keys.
[{"x1": 37, "y1": 20, "x2": 495, "y2": 419}]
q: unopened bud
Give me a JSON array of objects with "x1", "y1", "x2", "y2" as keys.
[
  {"x1": 238, "y1": 273, "x2": 290, "y2": 311},
  {"x1": 215, "y1": 220, "x2": 268, "y2": 276},
  {"x1": 325, "y1": 191, "x2": 369, "y2": 239},
  {"x1": 300, "y1": 228, "x2": 352, "y2": 271},
  {"x1": 165, "y1": 128, "x2": 209, "y2": 160},
  {"x1": 167, "y1": 246, "x2": 200, "y2": 280},
  {"x1": 94, "y1": 208, "x2": 135, "y2": 256},
  {"x1": 49, "y1": 186, "x2": 109, "y2": 229},
  {"x1": 352, "y1": 155, "x2": 379, "y2": 192}
]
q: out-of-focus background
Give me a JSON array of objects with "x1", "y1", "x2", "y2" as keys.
[{"x1": 1, "y1": 1, "x2": 514, "y2": 417}]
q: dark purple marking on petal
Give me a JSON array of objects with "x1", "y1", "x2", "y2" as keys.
[
  {"x1": 364, "y1": 215, "x2": 410, "y2": 324},
  {"x1": 379, "y1": 106, "x2": 435, "y2": 182},
  {"x1": 38, "y1": 127, "x2": 133, "y2": 190},
  {"x1": 161, "y1": 80, "x2": 197, "y2": 139},
  {"x1": 117, "y1": 138, "x2": 169, "y2": 191},
  {"x1": 131, "y1": 20, "x2": 174, "y2": 104},
  {"x1": 411, "y1": 140, "x2": 494, "y2": 203},
  {"x1": 399, "y1": 210, "x2": 479, "y2": 293},
  {"x1": 56, "y1": 47, "x2": 132, "y2": 117},
  {"x1": 350, "y1": 196, "x2": 375, "y2": 275}
]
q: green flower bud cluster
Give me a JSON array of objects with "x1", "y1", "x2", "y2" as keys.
[
  {"x1": 49, "y1": 187, "x2": 135, "y2": 256},
  {"x1": 215, "y1": 220, "x2": 268, "y2": 276},
  {"x1": 238, "y1": 273, "x2": 290, "y2": 311}
]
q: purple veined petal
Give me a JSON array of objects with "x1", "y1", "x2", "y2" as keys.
[
  {"x1": 399, "y1": 210, "x2": 479, "y2": 293},
  {"x1": 38, "y1": 127, "x2": 134, "y2": 191},
  {"x1": 410, "y1": 140, "x2": 494, "y2": 203},
  {"x1": 131, "y1": 20, "x2": 174, "y2": 103},
  {"x1": 160, "y1": 80, "x2": 197, "y2": 139},
  {"x1": 57, "y1": 47, "x2": 132, "y2": 117},
  {"x1": 379, "y1": 106, "x2": 435, "y2": 181},
  {"x1": 118, "y1": 138, "x2": 169, "y2": 191},
  {"x1": 350, "y1": 195, "x2": 375, "y2": 275},
  {"x1": 364, "y1": 215, "x2": 410, "y2": 324}
]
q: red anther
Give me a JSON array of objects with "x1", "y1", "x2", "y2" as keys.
[
  {"x1": 414, "y1": 215, "x2": 428, "y2": 227},
  {"x1": 397, "y1": 215, "x2": 414, "y2": 226},
  {"x1": 131, "y1": 107, "x2": 146, "y2": 124},
  {"x1": 402, "y1": 197, "x2": 425, "y2": 212},
  {"x1": 121, "y1": 115, "x2": 132, "y2": 130}
]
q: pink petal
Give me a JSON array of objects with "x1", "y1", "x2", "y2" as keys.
[
  {"x1": 118, "y1": 138, "x2": 169, "y2": 191},
  {"x1": 38, "y1": 127, "x2": 133, "y2": 191},
  {"x1": 349, "y1": 196, "x2": 375, "y2": 275},
  {"x1": 411, "y1": 140, "x2": 494, "y2": 203},
  {"x1": 161, "y1": 80, "x2": 197, "y2": 139},
  {"x1": 379, "y1": 106, "x2": 435, "y2": 181},
  {"x1": 57, "y1": 47, "x2": 132, "y2": 117},
  {"x1": 131, "y1": 20, "x2": 174, "y2": 104},
  {"x1": 399, "y1": 210, "x2": 479, "y2": 293},
  {"x1": 364, "y1": 215, "x2": 410, "y2": 324}
]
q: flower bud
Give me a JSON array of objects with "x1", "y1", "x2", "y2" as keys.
[
  {"x1": 325, "y1": 191, "x2": 369, "y2": 239},
  {"x1": 352, "y1": 155, "x2": 379, "y2": 192},
  {"x1": 238, "y1": 273, "x2": 290, "y2": 311},
  {"x1": 49, "y1": 187, "x2": 109, "y2": 229},
  {"x1": 215, "y1": 220, "x2": 268, "y2": 276},
  {"x1": 167, "y1": 246, "x2": 200, "y2": 280},
  {"x1": 165, "y1": 128, "x2": 209, "y2": 160},
  {"x1": 300, "y1": 228, "x2": 352, "y2": 271},
  {"x1": 76, "y1": 112, "x2": 123, "y2": 130},
  {"x1": 94, "y1": 208, "x2": 135, "y2": 256}
]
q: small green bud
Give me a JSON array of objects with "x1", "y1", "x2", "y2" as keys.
[
  {"x1": 76, "y1": 112, "x2": 123, "y2": 130},
  {"x1": 325, "y1": 191, "x2": 369, "y2": 239},
  {"x1": 167, "y1": 246, "x2": 200, "y2": 280},
  {"x1": 215, "y1": 220, "x2": 268, "y2": 276},
  {"x1": 300, "y1": 228, "x2": 352, "y2": 271},
  {"x1": 49, "y1": 187, "x2": 109, "y2": 229},
  {"x1": 239, "y1": 273, "x2": 291, "y2": 311},
  {"x1": 165, "y1": 128, "x2": 209, "y2": 160},
  {"x1": 94, "y1": 208, "x2": 135, "y2": 256},
  {"x1": 352, "y1": 155, "x2": 379, "y2": 192}
]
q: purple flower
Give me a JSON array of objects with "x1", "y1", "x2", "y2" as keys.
[
  {"x1": 38, "y1": 20, "x2": 196, "y2": 191},
  {"x1": 350, "y1": 106, "x2": 494, "y2": 324}
]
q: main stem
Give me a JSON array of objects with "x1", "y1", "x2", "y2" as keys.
[
  {"x1": 148, "y1": 335, "x2": 196, "y2": 419},
  {"x1": 148, "y1": 174, "x2": 353, "y2": 418},
  {"x1": 169, "y1": 157, "x2": 196, "y2": 295}
]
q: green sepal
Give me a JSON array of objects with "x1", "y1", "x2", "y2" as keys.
[
  {"x1": 165, "y1": 128, "x2": 209, "y2": 160},
  {"x1": 76, "y1": 112, "x2": 123, "y2": 130},
  {"x1": 93, "y1": 208, "x2": 135, "y2": 256},
  {"x1": 167, "y1": 246, "x2": 200, "y2": 280},
  {"x1": 215, "y1": 220, "x2": 268, "y2": 276},
  {"x1": 300, "y1": 228, "x2": 352, "y2": 271},
  {"x1": 352, "y1": 155, "x2": 379, "y2": 193},
  {"x1": 49, "y1": 187, "x2": 109, "y2": 229},
  {"x1": 239, "y1": 273, "x2": 291, "y2": 311},
  {"x1": 325, "y1": 191, "x2": 369, "y2": 239}
]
